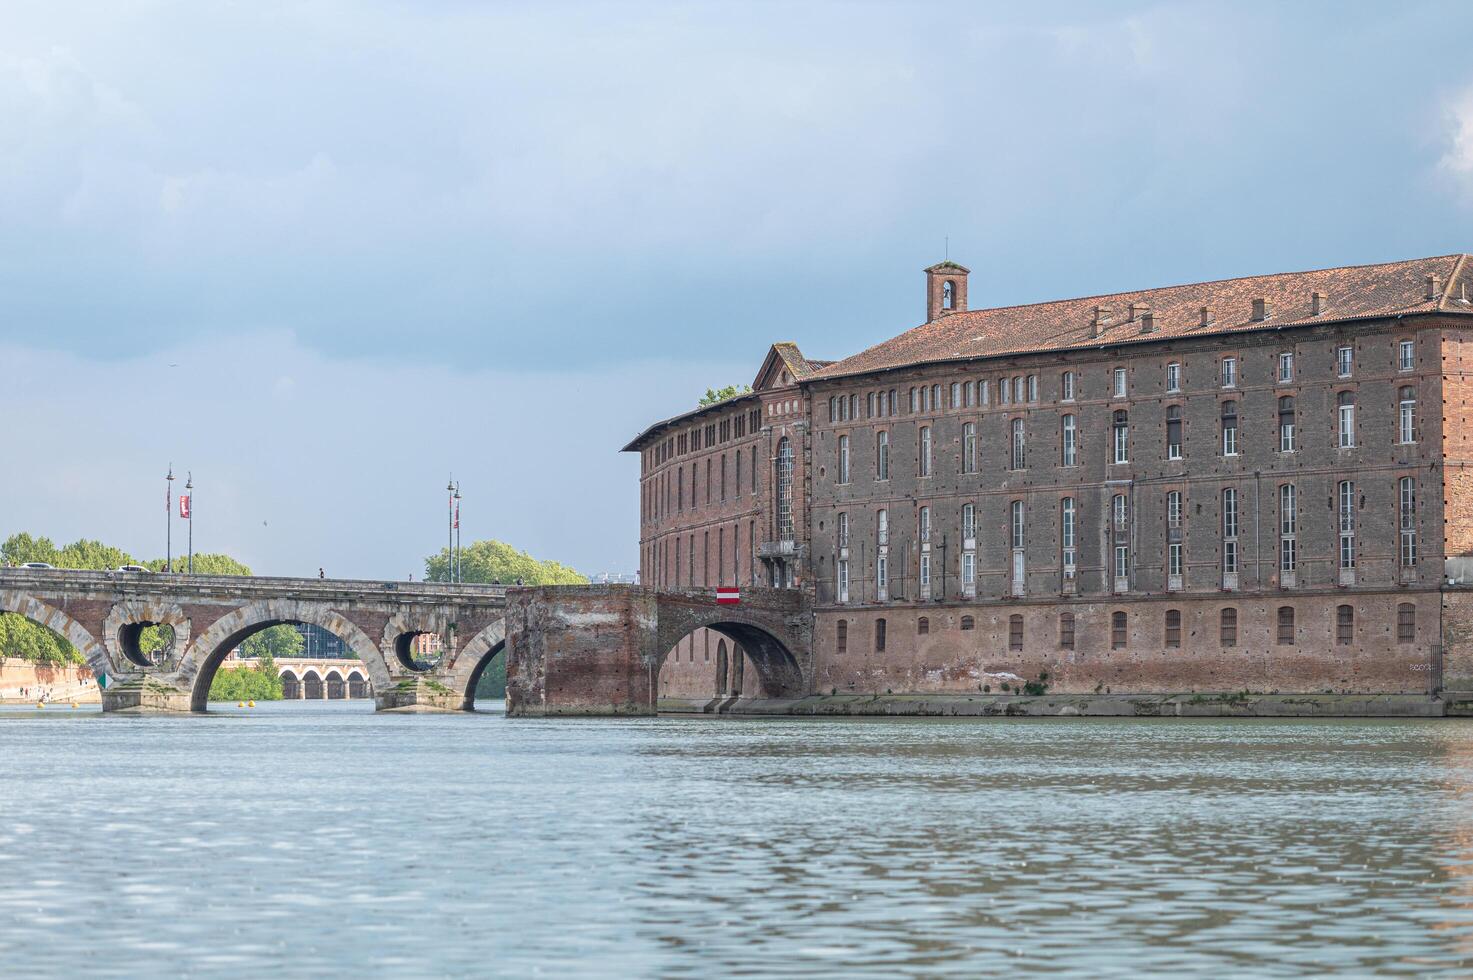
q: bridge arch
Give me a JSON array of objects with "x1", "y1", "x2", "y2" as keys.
[
  {"x1": 0, "y1": 591, "x2": 113, "y2": 680},
  {"x1": 347, "y1": 670, "x2": 368, "y2": 699},
  {"x1": 440, "y1": 619, "x2": 506, "y2": 710},
  {"x1": 654, "y1": 601, "x2": 808, "y2": 700},
  {"x1": 325, "y1": 670, "x2": 345, "y2": 700},
  {"x1": 181, "y1": 598, "x2": 390, "y2": 711},
  {"x1": 303, "y1": 669, "x2": 323, "y2": 700},
  {"x1": 280, "y1": 669, "x2": 301, "y2": 699}
]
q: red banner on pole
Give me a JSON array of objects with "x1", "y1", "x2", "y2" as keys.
[{"x1": 179, "y1": 495, "x2": 191, "y2": 519}]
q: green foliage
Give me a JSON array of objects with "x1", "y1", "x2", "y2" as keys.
[
  {"x1": 1022, "y1": 672, "x2": 1051, "y2": 697},
  {"x1": 145, "y1": 553, "x2": 251, "y2": 575},
  {"x1": 474, "y1": 655, "x2": 506, "y2": 700},
  {"x1": 0, "y1": 613, "x2": 81, "y2": 665},
  {"x1": 424, "y1": 539, "x2": 586, "y2": 586},
  {"x1": 1, "y1": 530, "x2": 252, "y2": 666},
  {"x1": 699, "y1": 384, "x2": 751, "y2": 407},
  {"x1": 208, "y1": 656, "x2": 284, "y2": 702},
  {"x1": 239, "y1": 624, "x2": 304, "y2": 660}
]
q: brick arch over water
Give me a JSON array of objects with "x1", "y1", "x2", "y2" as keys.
[
  {"x1": 181, "y1": 598, "x2": 392, "y2": 711},
  {"x1": 653, "y1": 599, "x2": 811, "y2": 699},
  {"x1": 0, "y1": 590, "x2": 110, "y2": 679}
]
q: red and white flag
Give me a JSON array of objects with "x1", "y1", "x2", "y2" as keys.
[
  {"x1": 179, "y1": 495, "x2": 191, "y2": 519},
  {"x1": 716, "y1": 587, "x2": 740, "y2": 605}
]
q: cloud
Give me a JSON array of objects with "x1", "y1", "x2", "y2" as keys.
[{"x1": 1441, "y1": 85, "x2": 1473, "y2": 196}]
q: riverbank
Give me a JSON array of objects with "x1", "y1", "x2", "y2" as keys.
[
  {"x1": 659, "y1": 691, "x2": 1459, "y2": 718},
  {"x1": 0, "y1": 658, "x2": 101, "y2": 704}
]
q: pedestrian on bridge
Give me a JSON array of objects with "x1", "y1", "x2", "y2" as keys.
[{"x1": 318, "y1": 568, "x2": 325, "y2": 579}]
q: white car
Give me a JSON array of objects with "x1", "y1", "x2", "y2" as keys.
[
  {"x1": 20, "y1": 562, "x2": 55, "y2": 570},
  {"x1": 116, "y1": 564, "x2": 151, "y2": 573}
]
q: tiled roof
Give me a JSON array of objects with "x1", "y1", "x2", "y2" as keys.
[
  {"x1": 771, "y1": 341, "x2": 826, "y2": 380},
  {"x1": 814, "y1": 254, "x2": 1473, "y2": 382}
]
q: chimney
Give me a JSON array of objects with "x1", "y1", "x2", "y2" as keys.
[
  {"x1": 1091, "y1": 306, "x2": 1113, "y2": 339},
  {"x1": 1251, "y1": 298, "x2": 1271, "y2": 322},
  {"x1": 925, "y1": 262, "x2": 970, "y2": 322},
  {"x1": 1311, "y1": 291, "x2": 1328, "y2": 316},
  {"x1": 1200, "y1": 306, "x2": 1214, "y2": 328},
  {"x1": 1139, "y1": 311, "x2": 1156, "y2": 334},
  {"x1": 1426, "y1": 274, "x2": 1443, "y2": 301},
  {"x1": 1128, "y1": 301, "x2": 1148, "y2": 322}
]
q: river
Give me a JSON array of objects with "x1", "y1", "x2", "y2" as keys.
[{"x1": 2, "y1": 702, "x2": 1472, "y2": 976}]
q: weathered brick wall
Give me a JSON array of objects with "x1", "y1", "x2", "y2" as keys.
[{"x1": 816, "y1": 591, "x2": 1439, "y2": 696}]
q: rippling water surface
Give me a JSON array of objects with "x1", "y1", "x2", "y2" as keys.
[{"x1": 3, "y1": 702, "x2": 1473, "y2": 976}]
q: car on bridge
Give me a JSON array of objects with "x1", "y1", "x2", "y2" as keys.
[
  {"x1": 20, "y1": 562, "x2": 55, "y2": 570},
  {"x1": 115, "y1": 565, "x2": 151, "y2": 573}
]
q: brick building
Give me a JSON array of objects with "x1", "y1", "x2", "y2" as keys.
[{"x1": 628, "y1": 254, "x2": 1473, "y2": 702}]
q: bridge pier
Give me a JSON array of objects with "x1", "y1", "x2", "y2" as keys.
[
  {"x1": 375, "y1": 676, "x2": 467, "y2": 713},
  {"x1": 99, "y1": 676, "x2": 193, "y2": 713}
]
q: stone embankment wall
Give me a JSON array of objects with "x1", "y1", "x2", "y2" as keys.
[{"x1": 0, "y1": 659, "x2": 101, "y2": 703}]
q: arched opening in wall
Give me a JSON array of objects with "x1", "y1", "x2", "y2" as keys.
[
  {"x1": 0, "y1": 606, "x2": 103, "y2": 700},
  {"x1": 464, "y1": 641, "x2": 507, "y2": 712},
  {"x1": 394, "y1": 631, "x2": 446, "y2": 672},
  {"x1": 118, "y1": 622, "x2": 176, "y2": 667},
  {"x1": 348, "y1": 671, "x2": 368, "y2": 699},
  {"x1": 657, "y1": 621, "x2": 803, "y2": 705},
  {"x1": 188, "y1": 619, "x2": 372, "y2": 712}
]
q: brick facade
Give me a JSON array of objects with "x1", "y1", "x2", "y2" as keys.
[{"x1": 628, "y1": 255, "x2": 1473, "y2": 701}]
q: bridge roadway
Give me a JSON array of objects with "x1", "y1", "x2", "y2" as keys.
[{"x1": 0, "y1": 570, "x2": 813, "y2": 715}]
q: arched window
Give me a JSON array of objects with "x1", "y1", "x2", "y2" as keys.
[
  {"x1": 1276, "y1": 606, "x2": 1295, "y2": 645},
  {"x1": 1166, "y1": 405, "x2": 1182, "y2": 460},
  {"x1": 1111, "y1": 611, "x2": 1127, "y2": 649},
  {"x1": 918, "y1": 616, "x2": 930, "y2": 635},
  {"x1": 1220, "y1": 608, "x2": 1237, "y2": 646},
  {"x1": 1279, "y1": 396, "x2": 1296, "y2": 452},
  {"x1": 775, "y1": 438, "x2": 794, "y2": 542},
  {"x1": 836, "y1": 620, "x2": 848, "y2": 653},
  {"x1": 1165, "y1": 609, "x2": 1182, "y2": 648},
  {"x1": 942, "y1": 280, "x2": 955, "y2": 310},
  {"x1": 1398, "y1": 603, "x2": 1416, "y2": 643},
  {"x1": 960, "y1": 615, "x2": 975, "y2": 631},
  {"x1": 1338, "y1": 391, "x2": 1356, "y2": 448},
  {"x1": 875, "y1": 618, "x2": 886, "y2": 652},
  {"x1": 1336, "y1": 605, "x2": 1353, "y2": 645},
  {"x1": 1009, "y1": 614, "x2": 1024, "y2": 650}
]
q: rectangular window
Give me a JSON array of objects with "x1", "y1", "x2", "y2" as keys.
[
  {"x1": 962, "y1": 503, "x2": 976, "y2": 541},
  {"x1": 1223, "y1": 487, "x2": 1239, "y2": 574},
  {"x1": 837, "y1": 434, "x2": 850, "y2": 484},
  {"x1": 1113, "y1": 493, "x2": 1128, "y2": 531},
  {"x1": 1279, "y1": 397, "x2": 1296, "y2": 453},
  {"x1": 1011, "y1": 418, "x2": 1026, "y2": 470},
  {"x1": 1062, "y1": 415, "x2": 1077, "y2": 466},
  {"x1": 1339, "y1": 480, "x2": 1356, "y2": 569},
  {"x1": 1165, "y1": 362, "x2": 1180, "y2": 392},
  {"x1": 1166, "y1": 407, "x2": 1182, "y2": 460},
  {"x1": 876, "y1": 554, "x2": 888, "y2": 596},
  {"x1": 919, "y1": 553, "x2": 931, "y2": 588},
  {"x1": 1061, "y1": 371, "x2": 1075, "y2": 402},
  {"x1": 1401, "y1": 476, "x2": 1417, "y2": 567},
  {"x1": 1027, "y1": 375, "x2": 1037, "y2": 402},
  {"x1": 1221, "y1": 356, "x2": 1237, "y2": 388},
  {"x1": 1011, "y1": 501, "x2": 1025, "y2": 550},
  {"x1": 1114, "y1": 544, "x2": 1130, "y2": 580},
  {"x1": 963, "y1": 380, "x2": 974, "y2": 407},
  {"x1": 1221, "y1": 401, "x2": 1238, "y2": 456},
  {"x1": 1277, "y1": 606, "x2": 1295, "y2": 645},
  {"x1": 1280, "y1": 483, "x2": 1297, "y2": 572},
  {"x1": 1278, "y1": 351, "x2": 1294, "y2": 382},
  {"x1": 837, "y1": 512, "x2": 849, "y2": 548},
  {"x1": 950, "y1": 382, "x2": 961, "y2": 409},
  {"x1": 1009, "y1": 615, "x2": 1024, "y2": 651},
  {"x1": 1220, "y1": 609, "x2": 1238, "y2": 646},
  {"x1": 1061, "y1": 497, "x2": 1076, "y2": 571},
  {"x1": 1167, "y1": 490, "x2": 1182, "y2": 528},
  {"x1": 837, "y1": 559, "x2": 849, "y2": 603},
  {"x1": 919, "y1": 506, "x2": 931, "y2": 543},
  {"x1": 1399, "y1": 387, "x2": 1417, "y2": 444},
  {"x1": 962, "y1": 552, "x2": 975, "y2": 588},
  {"x1": 876, "y1": 430, "x2": 890, "y2": 480},
  {"x1": 1059, "y1": 612, "x2": 1075, "y2": 649},
  {"x1": 1113, "y1": 412, "x2": 1128, "y2": 464},
  {"x1": 877, "y1": 508, "x2": 889, "y2": 546},
  {"x1": 979, "y1": 380, "x2": 990, "y2": 406},
  {"x1": 1399, "y1": 604, "x2": 1416, "y2": 643},
  {"x1": 1400, "y1": 339, "x2": 1415, "y2": 372},
  {"x1": 919, "y1": 426, "x2": 932, "y2": 477},
  {"x1": 1337, "y1": 605, "x2": 1353, "y2": 645},
  {"x1": 962, "y1": 422, "x2": 977, "y2": 473},
  {"x1": 1113, "y1": 367, "x2": 1127, "y2": 398},
  {"x1": 1338, "y1": 394, "x2": 1355, "y2": 448},
  {"x1": 1337, "y1": 345, "x2": 1353, "y2": 378},
  {"x1": 1168, "y1": 542, "x2": 1183, "y2": 578},
  {"x1": 1165, "y1": 610, "x2": 1182, "y2": 648}
]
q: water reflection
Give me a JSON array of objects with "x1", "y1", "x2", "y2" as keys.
[{"x1": 0, "y1": 707, "x2": 1471, "y2": 974}]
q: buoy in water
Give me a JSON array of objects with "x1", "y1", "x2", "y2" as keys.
[
  {"x1": 247, "y1": 700, "x2": 255, "y2": 708},
  {"x1": 237, "y1": 701, "x2": 245, "y2": 708},
  {"x1": 36, "y1": 702, "x2": 44, "y2": 709},
  {"x1": 70, "y1": 702, "x2": 78, "y2": 709}
]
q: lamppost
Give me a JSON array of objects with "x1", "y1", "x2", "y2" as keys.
[
  {"x1": 185, "y1": 472, "x2": 194, "y2": 575},
  {"x1": 453, "y1": 481, "x2": 462, "y2": 583},
  {"x1": 446, "y1": 477, "x2": 455, "y2": 583},
  {"x1": 166, "y1": 465, "x2": 175, "y2": 573}
]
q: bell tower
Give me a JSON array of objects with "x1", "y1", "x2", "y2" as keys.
[{"x1": 925, "y1": 261, "x2": 969, "y2": 322}]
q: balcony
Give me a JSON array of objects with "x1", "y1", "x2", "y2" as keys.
[{"x1": 758, "y1": 540, "x2": 798, "y2": 559}]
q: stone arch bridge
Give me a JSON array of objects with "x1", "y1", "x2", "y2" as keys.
[{"x1": 0, "y1": 571, "x2": 812, "y2": 715}]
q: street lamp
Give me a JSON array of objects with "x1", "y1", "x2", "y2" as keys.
[
  {"x1": 166, "y1": 465, "x2": 175, "y2": 573},
  {"x1": 453, "y1": 482, "x2": 462, "y2": 583},
  {"x1": 185, "y1": 472, "x2": 194, "y2": 575},
  {"x1": 446, "y1": 477, "x2": 455, "y2": 584}
]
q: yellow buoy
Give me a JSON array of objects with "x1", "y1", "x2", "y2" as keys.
[
  {"x1": 237, "y1": 701, "x2": 245, "y2": 708},
  {"x1": 36, "y1": 702, "x2": 44, "y2": 709},
  {"x1": 71, "y1": 702, "x2": 78, "y2": 709},
  {"x1": 247, "y1": 700, "x2": 255, "y2": 708}
]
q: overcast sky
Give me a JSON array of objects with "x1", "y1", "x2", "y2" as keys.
[{"x1": 3, "y1": 0, "x2": 1473, "y2": 578}]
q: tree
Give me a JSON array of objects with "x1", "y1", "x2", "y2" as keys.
[
  {"x1": 424, "y1": 539, "x2": 586, "y2": 585},
  {"x1": 2, "y1": 532, "x2": 59, "y2": 566},
  {"x1": 146, "y1": 553, "x2": 251, "y2": 576},
  {"x1": 239, "y1": 624, "x2": 303, "y2": 660},
  {"x1": 699, "y1": 384, "x2": 751, "y2": 407}
]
